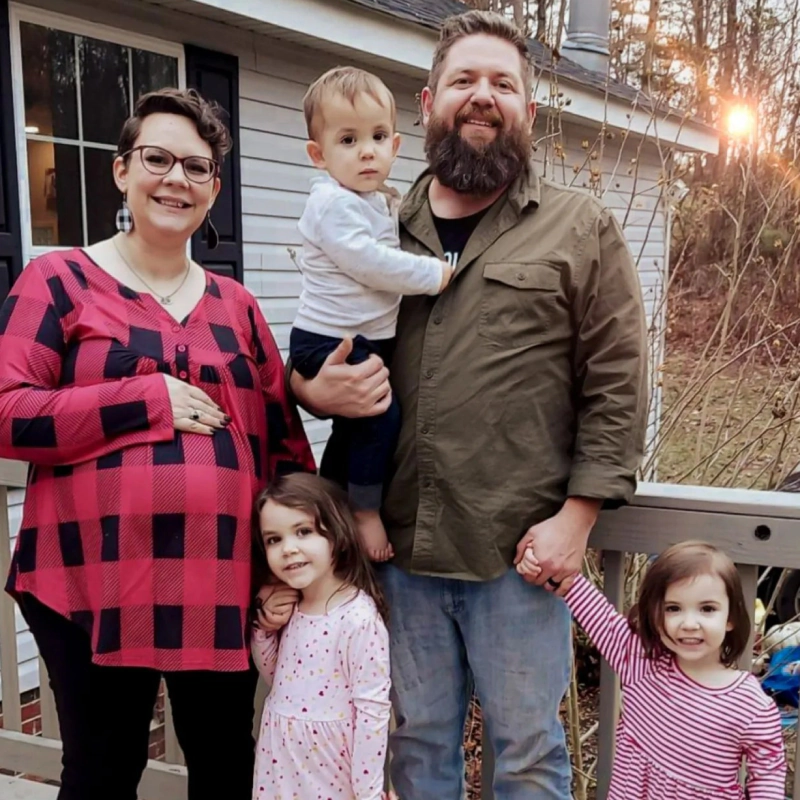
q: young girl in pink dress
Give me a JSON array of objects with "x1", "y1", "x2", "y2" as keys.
[
  {"x1": 518, "y1": 540, "x2": 786, "y2": 799},
  {"x1": 251, "y1": 472, "x2": 394, "y2": 800}
]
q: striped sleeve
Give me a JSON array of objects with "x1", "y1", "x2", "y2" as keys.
[
  {"x1": 742, "y1": 698, "x2": 787, "y2": 799},
  {"x1": 564, "y1": 574, "x2": 647, "y2": 685}
]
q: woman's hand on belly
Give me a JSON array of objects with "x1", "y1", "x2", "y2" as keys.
[{"x1": 164, "y1": 374, "x2": 231, "y2": 435}]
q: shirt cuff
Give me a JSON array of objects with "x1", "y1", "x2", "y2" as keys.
[{"x1": 567, "y1": 460, "x2": 637, "y2": 508}]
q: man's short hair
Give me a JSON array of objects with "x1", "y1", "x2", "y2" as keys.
[
  {"x1": 428, "y1": 10, "x2": 533, "y2": 98},
  {"x1": 303, "y1": 66, "x2": 397, "y2": 141}
]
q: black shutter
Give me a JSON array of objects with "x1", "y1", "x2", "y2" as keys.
[
  {"x1": 185, "y1": 46, "x2": 244, "y2": 284},
  {"x1": 0, "y1": 0, "x2": 24, "y2": 304}
]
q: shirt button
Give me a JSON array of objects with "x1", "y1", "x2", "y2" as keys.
[
  {"x1": 179, "y1": 371, "x2": 188, "y2": 379},
  {"x1": 421, "y1": 426, "x2": 430, "y2": 435},
  {"x1": 172, "y1": 325, "x2": 181, "y2": 334},
  {"x1": 425, "y1": 369, "x2": 434, "y2": 379},
  {"x1": 433, "y1": 317, "x2": 443, "y2": 325},
  {"x1": 516, "y1": 272, "x2": 525, "y2": 282},
  {"x1": 422, "y1": 479, "x2": 432, "y2": 489},
  {"x1": 177, "y1": 345, "x2": 187, "y2": 353}
]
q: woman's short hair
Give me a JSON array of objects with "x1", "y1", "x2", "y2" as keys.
[
  {"x1": 117, "y1": 87, "x2": 232, "y2": 165},
  {"x1": 633, "y1": 540, "x2": 750, "y2": 667}
]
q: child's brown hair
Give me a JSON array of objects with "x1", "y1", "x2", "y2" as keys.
[
  {"x1": 632, "y1": 540, "x2": 750, "y2": 667},
  {"x1": 254, "y1": 472, "x2": 388, "y2": 621},
  {"x1": 303, "y1": 66, "x2": 396, "y2": 141}
]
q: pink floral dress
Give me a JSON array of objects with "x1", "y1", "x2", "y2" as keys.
[{"x1": 251, "y1": 591, "x2": 391, "y2": 800}]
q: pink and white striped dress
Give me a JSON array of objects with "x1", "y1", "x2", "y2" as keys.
[{"x1": 565, "y1": 575, "x2": 786, "y2": 799}]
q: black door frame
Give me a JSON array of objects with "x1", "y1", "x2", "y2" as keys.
[{"x1": 0, "y1": 0, "x2": 24, "y2": 304}]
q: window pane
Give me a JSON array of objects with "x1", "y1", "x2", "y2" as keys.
[
  {"x1": 132, "y1": 50, "x2": 178, "y2": 101},
  {"x1": 20, "y1": 22, "x2": 78, "y2": 139},
  {"x1": 84, "y1": 149, "x2": 118, "y2": 245},
  {"x1": 80, "y1": 36, "x2": 130, "y2": 145},
  {"x1": 27, "y1": 141, "x2": 82, "y2": 246}
]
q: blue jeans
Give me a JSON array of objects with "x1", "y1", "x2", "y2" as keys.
[{"x1": 378, "y1": 565, "x2": 572, "y2": 799}]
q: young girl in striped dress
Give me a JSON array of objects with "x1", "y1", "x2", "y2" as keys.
[{"x1": 518, "y1": 540, "x2": 786, "y2": 799}]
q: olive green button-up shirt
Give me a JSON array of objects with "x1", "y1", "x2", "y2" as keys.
[{"x1": 382, "y1": 162, "x2": 648, "y2": 581}]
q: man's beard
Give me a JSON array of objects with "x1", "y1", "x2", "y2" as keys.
[{"x1": 424, "y1": 107, "x2": 532, "y2": 196}]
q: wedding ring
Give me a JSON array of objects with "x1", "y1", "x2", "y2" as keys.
[
  {"x1": 547, "y1": 577, "x2": 562, "y2": 589},
  {"x1": 190, "y1": 409, "x2": 200, "y2": 421}
]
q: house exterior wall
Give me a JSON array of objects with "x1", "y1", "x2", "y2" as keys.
[{"x1": 2, "y1": 0, "x2": 667, "y2": 696}]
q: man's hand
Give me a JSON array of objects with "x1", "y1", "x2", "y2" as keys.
[
  {"x1": 513, "y1": 497, "x2": 600, "y2": 597},
  {"x1": 254, "y1": 583, "x2": 299, "y2": 632},
  {"x1": 516, "y1": 545, "x2": 578, "y2": 595},
  {"x1": 290, "y1": 337, "x2": 392, "y2": 418}
]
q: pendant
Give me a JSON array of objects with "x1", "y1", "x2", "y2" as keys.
[{"x1": 160, "y1": 296, "x2": 172, "y2": 305}]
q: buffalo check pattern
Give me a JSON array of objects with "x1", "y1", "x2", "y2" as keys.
[{"x1": 0, "y1": 249, "x2": 315, "y2": 671}]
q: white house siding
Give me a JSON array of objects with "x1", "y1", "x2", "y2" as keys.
[{"x1": 3, "y1": 0, "x2": 668, "y2": 694}]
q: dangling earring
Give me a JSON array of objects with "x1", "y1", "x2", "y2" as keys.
[
  {"x1": 206, "y1": 211, "x2": 219, "y2": 250},
  {"x1": 115, "y1": 195, "x2": 133, "y2": 233}
]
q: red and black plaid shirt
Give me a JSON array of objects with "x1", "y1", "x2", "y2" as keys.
[{"x1": 0, "y1": 249, "x2": 314, "y2": 671}]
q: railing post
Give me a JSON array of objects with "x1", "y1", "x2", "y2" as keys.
[
  {"x1": 0, "y1": 484, "x2": 21, "y2": 732},
  {"x1": 736, "y1": 564, "x2": 758, "y2": 671},
  {"x1": 596, "y1": 550, "x2": 625, "y2": 800},
  {"x1": 481, "y1": 733, "x2": 495, "y2": 800},
  {"x1": 164, "y1": 684, "x2": 185, "y2": 766},
  {"x1": 38, "y1": 657, "x2": 59, "y2": 739}
]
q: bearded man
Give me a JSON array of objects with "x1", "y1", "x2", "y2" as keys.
[{"x1": 291, "y1": 10, "x2": 648, "y2": 799}]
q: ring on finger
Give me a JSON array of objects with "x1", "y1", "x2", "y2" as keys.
[
  {"x1": 190, "y1": 409, "x2": 200, "y2": 421},
  {"x1": 547, "y1": 577, "x2": 562, "y2": 589}
]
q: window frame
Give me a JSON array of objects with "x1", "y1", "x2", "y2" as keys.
[{"x1": 9, "y1": 3, "x2": 186, "y2": 263}]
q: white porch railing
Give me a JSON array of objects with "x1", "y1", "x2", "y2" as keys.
[{"x1": 2, "y1": 475, "x2": 800, "y2": 799}]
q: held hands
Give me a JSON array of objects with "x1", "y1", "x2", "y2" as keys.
[
  {"x1": 513, "y1": 498, "x2": 600, "y2": 597},
  {"x1": 290, "y1": 337, "x2": 392, "y2": 419},
  {"x1": 163, "y1": 374, "x2": 230, "y2": 436},
  {"x1": 516, "y1": 546, "x2": 576, "y2": 595},
  {"x1": 253, "y1": 583, "x2": 300, "y2": 632}
]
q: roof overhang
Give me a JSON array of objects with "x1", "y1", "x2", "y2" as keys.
[{"x1": 143, "y1": 0, "x2": 719, "y2": 154}]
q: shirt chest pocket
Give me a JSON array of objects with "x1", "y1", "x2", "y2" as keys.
[{"x1": 478, "y1": 262, "x2": 563, "y2": 348}]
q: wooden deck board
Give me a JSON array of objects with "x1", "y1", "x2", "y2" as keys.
[{"x1": 0, "y1": 775, "x2": 59, "y2": 800}]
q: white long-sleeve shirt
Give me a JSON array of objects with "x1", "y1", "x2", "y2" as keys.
[{"x1": 293, "y1": 176, "x2": 446, "y2": 340}]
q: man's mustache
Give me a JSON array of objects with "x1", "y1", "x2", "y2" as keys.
[{"x1": 455, "y1": 106, "x2": 503, "y2": 128}]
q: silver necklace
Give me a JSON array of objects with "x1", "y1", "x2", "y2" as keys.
[{"x1": 112, "y1": 236, "x2": 191, "y2": 306}]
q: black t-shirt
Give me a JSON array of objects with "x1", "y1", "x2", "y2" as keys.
[{"x1": 432, "y1": 208, "x2": 490, "y2": 271}]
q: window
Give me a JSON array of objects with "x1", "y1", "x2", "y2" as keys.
[{"x1": 11, "y1": 10, "x2": 184, "y2": 254}]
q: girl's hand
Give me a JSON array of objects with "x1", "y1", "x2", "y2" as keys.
[
  {"x1": 163, "y1": 374, "x2": 230, "y2": 435},
  {"x1": 516, "y1": 545, "x2": 542, "y2": 582},
  {"x1": 382, "y1": 792, "x2": 399, "y2": 800},
  {"x1": 254, "y1": 583, "x2": 299, "y2": 632}
]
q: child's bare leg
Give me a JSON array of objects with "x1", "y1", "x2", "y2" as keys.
[{"x1": 355, "y1": 509, "x2": 394, "y2": 562}]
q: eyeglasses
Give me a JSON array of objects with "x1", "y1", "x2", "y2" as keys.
[{"x1": 122, "y1": 145, "x2": 219, "y2": 184}]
